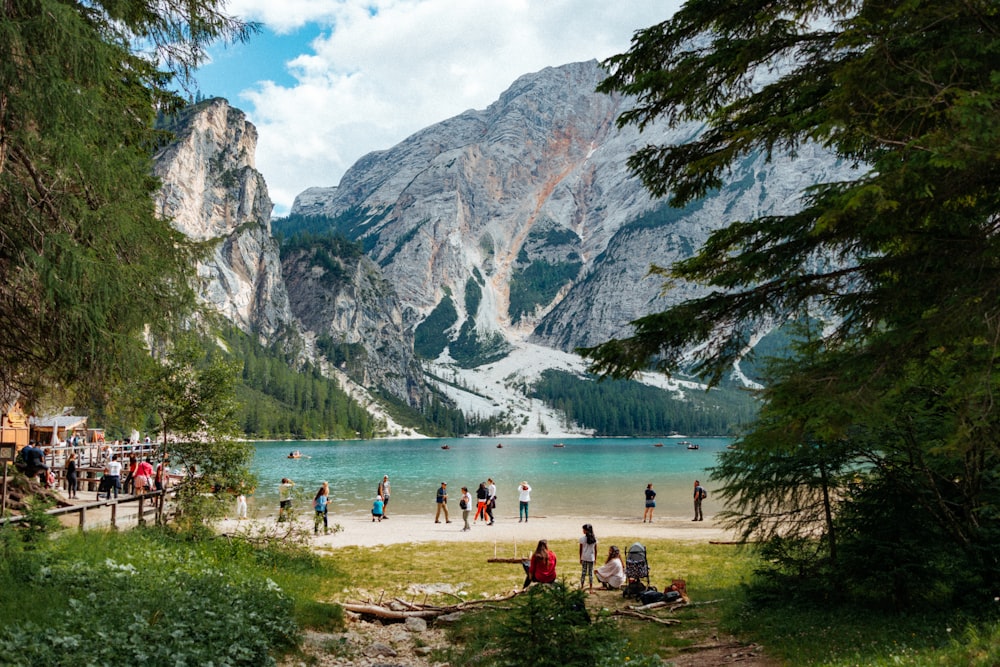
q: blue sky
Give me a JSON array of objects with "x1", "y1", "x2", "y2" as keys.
[
  {"x1": 195, "y1": 27, "x2": 310, "y2": 99},
  {"x1": 190, "y1": 1, "x2": 679, "y2": 215}
]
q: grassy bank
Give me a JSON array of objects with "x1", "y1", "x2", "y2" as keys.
[{"x1": 0, "y1": 523, "x2": 996, "y2": 665}]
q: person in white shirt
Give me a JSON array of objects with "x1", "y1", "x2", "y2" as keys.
[
  {"x1": 579, "y1": 523, "x2": 598, "y2": 592},
  {"x1": 595, "y1": 545, "x2": 626, "y2": 589},
  {"x1": 518, "y1": 481, "x2": 531, "y2": 522},
  {"x1": 460, "y1": 486, "x2": 473, "y2": 531},
  {"x1": 486, "y1": 478, "x2": 497, "y2": 525},
  {"x1": 104, "y1": 455, "x2": 122, "y2": 499}
]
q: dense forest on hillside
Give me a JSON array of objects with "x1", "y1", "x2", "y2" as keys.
[
  {"x1": 532, "y1": 369, "x2": 757, "y2": 436},
  {"x1": 223, "y1": 328, "x2": 379, "y2": 439}
]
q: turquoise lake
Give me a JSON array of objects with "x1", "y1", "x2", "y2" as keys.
[{"x1": 248, "y1": 437, "x2": 730, "y2": 521}]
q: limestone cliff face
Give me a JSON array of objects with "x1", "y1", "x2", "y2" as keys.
[
  {"x1": 153, "y1": 99, "x2": 291, "y2": 337},
  {"x1": 280, "y1": 240, "x2": 425, "y2": 407},
  {"x1": 291, "y1": 60, "x2": 854, "y2": 357},
  {"x1": 153, "y1": 99, "x2": 428, "y2": 412}
]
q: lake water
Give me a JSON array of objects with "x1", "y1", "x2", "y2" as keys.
[{"x1": 248, "y1": 437, "x2": 730, "y2": 521}]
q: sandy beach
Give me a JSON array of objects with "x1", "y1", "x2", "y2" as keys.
[{"x1": 216, "y1": 512, "x2": 736, "y2": 551}]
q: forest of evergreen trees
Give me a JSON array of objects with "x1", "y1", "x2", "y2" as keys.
[
  {"x1": 531, "y1": 369, "x2": 758, "y2": 436},
  {"x1": 222, "y1": 328, "x2": 379, "y2": 439}
]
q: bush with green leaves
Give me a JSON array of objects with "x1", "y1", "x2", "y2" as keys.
[
  {"x1": 0, "y1": 528, "x2": 297, "y2": 666},
  {"x1": 447, "y1": 582, "x2": 641, "y2": 667}
]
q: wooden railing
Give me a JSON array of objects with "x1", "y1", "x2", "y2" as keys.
[{"x1": 0, "y1": 490, "x2": 175, "y2": 531}]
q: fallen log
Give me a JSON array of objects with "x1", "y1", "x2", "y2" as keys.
[
  {"x1": 612, "y1": 609, "x2": 681, "y2": 625},
  {"x1": 342, "y1": 604, "x2": 440, "y2": 619},
  {"x1": 487, "y1": 557, "x2": 525, "y2": 563},
  {"x1": 345, "y1": 589, "x2": 526, "y2": 621}
]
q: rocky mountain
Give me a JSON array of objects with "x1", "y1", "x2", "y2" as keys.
[
  {"x1": 154, "y1": 99, "x2": 292, "y2": 338},
  {"x1": 153, "y1": 99, "x2": 428, "y2": 425},
  {"x1": 288, "y1": 60, "x2": 855, "y2": 433},
  {"x1": 152, "y1": 61, "x2": 855, "y2": 437}
]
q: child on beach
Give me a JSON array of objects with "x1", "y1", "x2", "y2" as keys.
[
  {"x1": 579, "y1": 523, "x2": 598, "y2": 592},
  {"x1": 372, "y1": 494, "x2": 384, "y2": 522}
]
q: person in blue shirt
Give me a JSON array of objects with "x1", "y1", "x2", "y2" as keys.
[
  {"x1": 313, "y1": 482, "x2": 329, "y2": 534},
  {"x1": 372, "y1": 494, "x2": 384, "y2": 522}
]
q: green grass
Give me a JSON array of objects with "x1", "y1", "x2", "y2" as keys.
[{"x1": 1, "y1": 522, "x2": 996, "y2": 666}]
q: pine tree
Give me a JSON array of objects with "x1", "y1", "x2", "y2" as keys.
[
  {"x1": 0, "y1": 0, "x2": 255, "y2": 406},
  {"x1": 583, "y1": 1, "x2": 1000, "y2": 604}
]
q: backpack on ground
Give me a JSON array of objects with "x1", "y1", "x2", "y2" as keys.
[{"x1": 638, "y1": 587, "x2": 663, "y2": 605}]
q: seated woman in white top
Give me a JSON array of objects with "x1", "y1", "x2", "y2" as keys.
[{"x1": 595, "y1": 545, "x2": 626, "y2": 589}]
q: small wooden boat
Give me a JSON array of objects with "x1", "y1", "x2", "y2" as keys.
[
  {"x1": 553, "y1": 443, "x2": 565, "y2": 448},
  {"x1": 496, "y1": 443, "x2": 503, "y2": 448},
  {"x1": 686, "y1": 443, "x2": 700, "y2": 450},
  {"x1": 653, "y1": 442, "x2": 664, "y2": 447},
  {"x1": 441, "y1": 445, "x2": 450, "y2": 450}
]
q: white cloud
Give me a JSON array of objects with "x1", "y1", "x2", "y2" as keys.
[{"x1": 224, "y1": 0, "x2": 676, "y2": 214}]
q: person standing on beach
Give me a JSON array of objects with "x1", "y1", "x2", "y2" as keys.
[
  {"x1": 473, "y1": 481, "x2": 489, "y2": 523},
  {"x1": 377, "y1": 475, "x2": 391, "y2": 518},
  {"x1": 643, "y1": 483, "x2": 656, "y2": 523},
  {"x1": 518, "y1": 481, "x2": 531, "y2": 522},
  {"x1": 435, "y1": 482, "x2": 451, "y2": 523},
  {"x1": 693, "y1": 480, "x2": 706, "y2": 521},
  {"x1": 486, "y1": 478, "x2": 496, "y2": 525},
  {"x1": 236, "y1": 490, "x2": 248, "y2": 520},
  {"x1": 313, "y1": 482, "x2": 329, "y2": 534},
  {"x1": 278, "y1": 478, "x2": 294, "y2": 522},
  {"x1": 579, "y1": 523, "x2": 598, "y2": 592},
  {"x1": 460, "y1": 486, "x2": 472, "y2": 531}
]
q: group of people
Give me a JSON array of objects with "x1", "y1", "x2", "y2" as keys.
[
  {"x1": 641, "y1": 480, "x2": 709, "y2": 522},
  {"x1": 521, "y1": 523, "x2": 628, "y2": 593},
  {"x1": 275, "y1": 475, "x2": 709, "y2": 532},
  {"x1": 96, "y1": 454, "x2": 165, "y2": 500},
  {"x1": 278, "y1": 474, "x2": 392, "y2": 531},
  {"x1": 435, "y1": 478, "x2": 530, "y2": 530}
]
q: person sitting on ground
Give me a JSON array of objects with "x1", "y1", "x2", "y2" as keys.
[
  {"x1": 522, "y1": 539, "x2": 557, "y2": 588},
  {"x1": 595, "y1": 545, "x2": 626, "y2": 590}
]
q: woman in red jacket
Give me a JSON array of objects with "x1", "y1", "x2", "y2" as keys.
[{"x1": 523, "y1": 539, "x2": 557, "y2": 588}]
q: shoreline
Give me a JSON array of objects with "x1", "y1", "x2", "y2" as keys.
[{"x1": 217, "y1": 512, "x2": 735, "y2": 550}]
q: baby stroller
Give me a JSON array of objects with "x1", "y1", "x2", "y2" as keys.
[{"x1": 623, "y1": 542, "x2": 651, "y2": 598}]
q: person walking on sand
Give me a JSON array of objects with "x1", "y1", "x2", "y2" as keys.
[
  {"x1": 693, "y1": 479, "x2": 706, "y2": 521},
  {"x1": 518, "y1": 481, "x2": 531, "y2": 522},
  {"x1": 434, "y1": 482, "x2": 451, "y2": 523},
  {"x1": 486, "y1": 477, "x2": 496, "y2": 525},
  {"x1": 313, "y1": 482, "x2": 329, "y2": 534},
  {"x1": 579, "y1": 523, "x2": 598, "y2": 592},
  {"x1": 473, "y1": 481, "x2": 489, "y2": 523},
  {"x1": 460, "y1": 486, "x2": 473, "y2": 531},
  {"x1": 377, "y1": 475, "x2": 391, "y2": 518},
  {"x1": 278, "y1": 478, "x2": 294, "y2": 522},
  {"x1": 643, "y1": 483, "x2": 656, "y2": 523}
]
